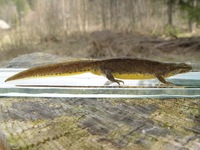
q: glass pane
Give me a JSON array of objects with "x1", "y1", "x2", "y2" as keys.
[{"x1": 0, "y1": 68, "x2": 200, "y2": 98}]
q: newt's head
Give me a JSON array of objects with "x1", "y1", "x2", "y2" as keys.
[{"x1": 167, "y1": 63, "x2": 192, "y2": 77}]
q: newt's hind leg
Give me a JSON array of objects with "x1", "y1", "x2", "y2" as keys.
[{"x1": 102, "y1": 69, "x2": 124, "y2": 85}]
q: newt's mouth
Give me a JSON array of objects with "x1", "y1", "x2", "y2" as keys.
[{"x1": 177, "y1": 63, "x2": 192, "y2": 73}]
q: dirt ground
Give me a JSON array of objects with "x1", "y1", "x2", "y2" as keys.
[{"x1": 0, "y1": 30, "x2": 200, "y2": 66}]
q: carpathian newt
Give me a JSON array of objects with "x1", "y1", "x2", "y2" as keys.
[{"x1": 5, "y1": 58, "x2": 192, "y2": 85}]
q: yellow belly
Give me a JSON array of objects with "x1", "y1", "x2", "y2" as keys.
[
  {"x1": 113, "y1": 73, "x2": 155, "y2": 79},
  {"x1": 91, "y1": 70, "x2": 155, "y2": 80},
  {"x1": 37, "y1": 71, "x2": 155, "y2": 80}
]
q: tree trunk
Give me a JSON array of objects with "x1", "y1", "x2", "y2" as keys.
[
  {"x1": 101, "y1": 0, "x2": 107, "y2": 29},
  {"x1": 188, "y1": 0, "x2": 197, "y2": 32},
  {"x1": 167, "y1": 0, "x2": 174, "y2": 26}
]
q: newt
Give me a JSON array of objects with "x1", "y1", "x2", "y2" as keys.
[{"x1": 5, "y1": 58, "x2": 192, "y2": 85}]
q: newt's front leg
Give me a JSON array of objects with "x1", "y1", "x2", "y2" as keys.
[
  {"x1": 102, "y1": 69, "x2": 124, "y2": 85},
  {"x1": 155, "y1": 74, "x2": 173, "y2": 85}
]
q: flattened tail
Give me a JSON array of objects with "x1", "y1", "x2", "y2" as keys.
[
  {"x1": 5, "y1": 78, "x2": 11, "y2": 82},
  {"x1": 5, "y1": 74, "x2": 25, "y2": 82},
  {"x1": 4, "y1": 69, "x2": 94, "y2": 82},
  {"x1": 5, "y1": 69, "x2": 40, "y2": 82},
  {"x1": 5, "y1": 77, "x2": 19, "y2": 82},
  {"x1": 4, "y1": 60, "x2": 97, "y2": 82}
]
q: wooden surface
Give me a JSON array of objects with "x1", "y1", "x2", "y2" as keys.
[
  {"x1": 0, "y1": 97, "x2": 199, "y2": 150},
  {"x1": 0, "y1": 53, "x2": 200, "y2": 150}
]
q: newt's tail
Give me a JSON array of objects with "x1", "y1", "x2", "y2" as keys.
[
  {"x1": 5, "y1": 66, "x2": 47, "y2": 82},
  {"x1": 5, "y1": 60, "x2": 96, "y2": 82}
]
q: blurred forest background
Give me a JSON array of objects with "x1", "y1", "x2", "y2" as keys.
[{"x1": 0, "y1": 0, "x2": 200, "y2": 65}]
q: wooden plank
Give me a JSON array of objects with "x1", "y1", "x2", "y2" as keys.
[{"x1": 0, "y1": 97, "x2": 199, "y2": 150}]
